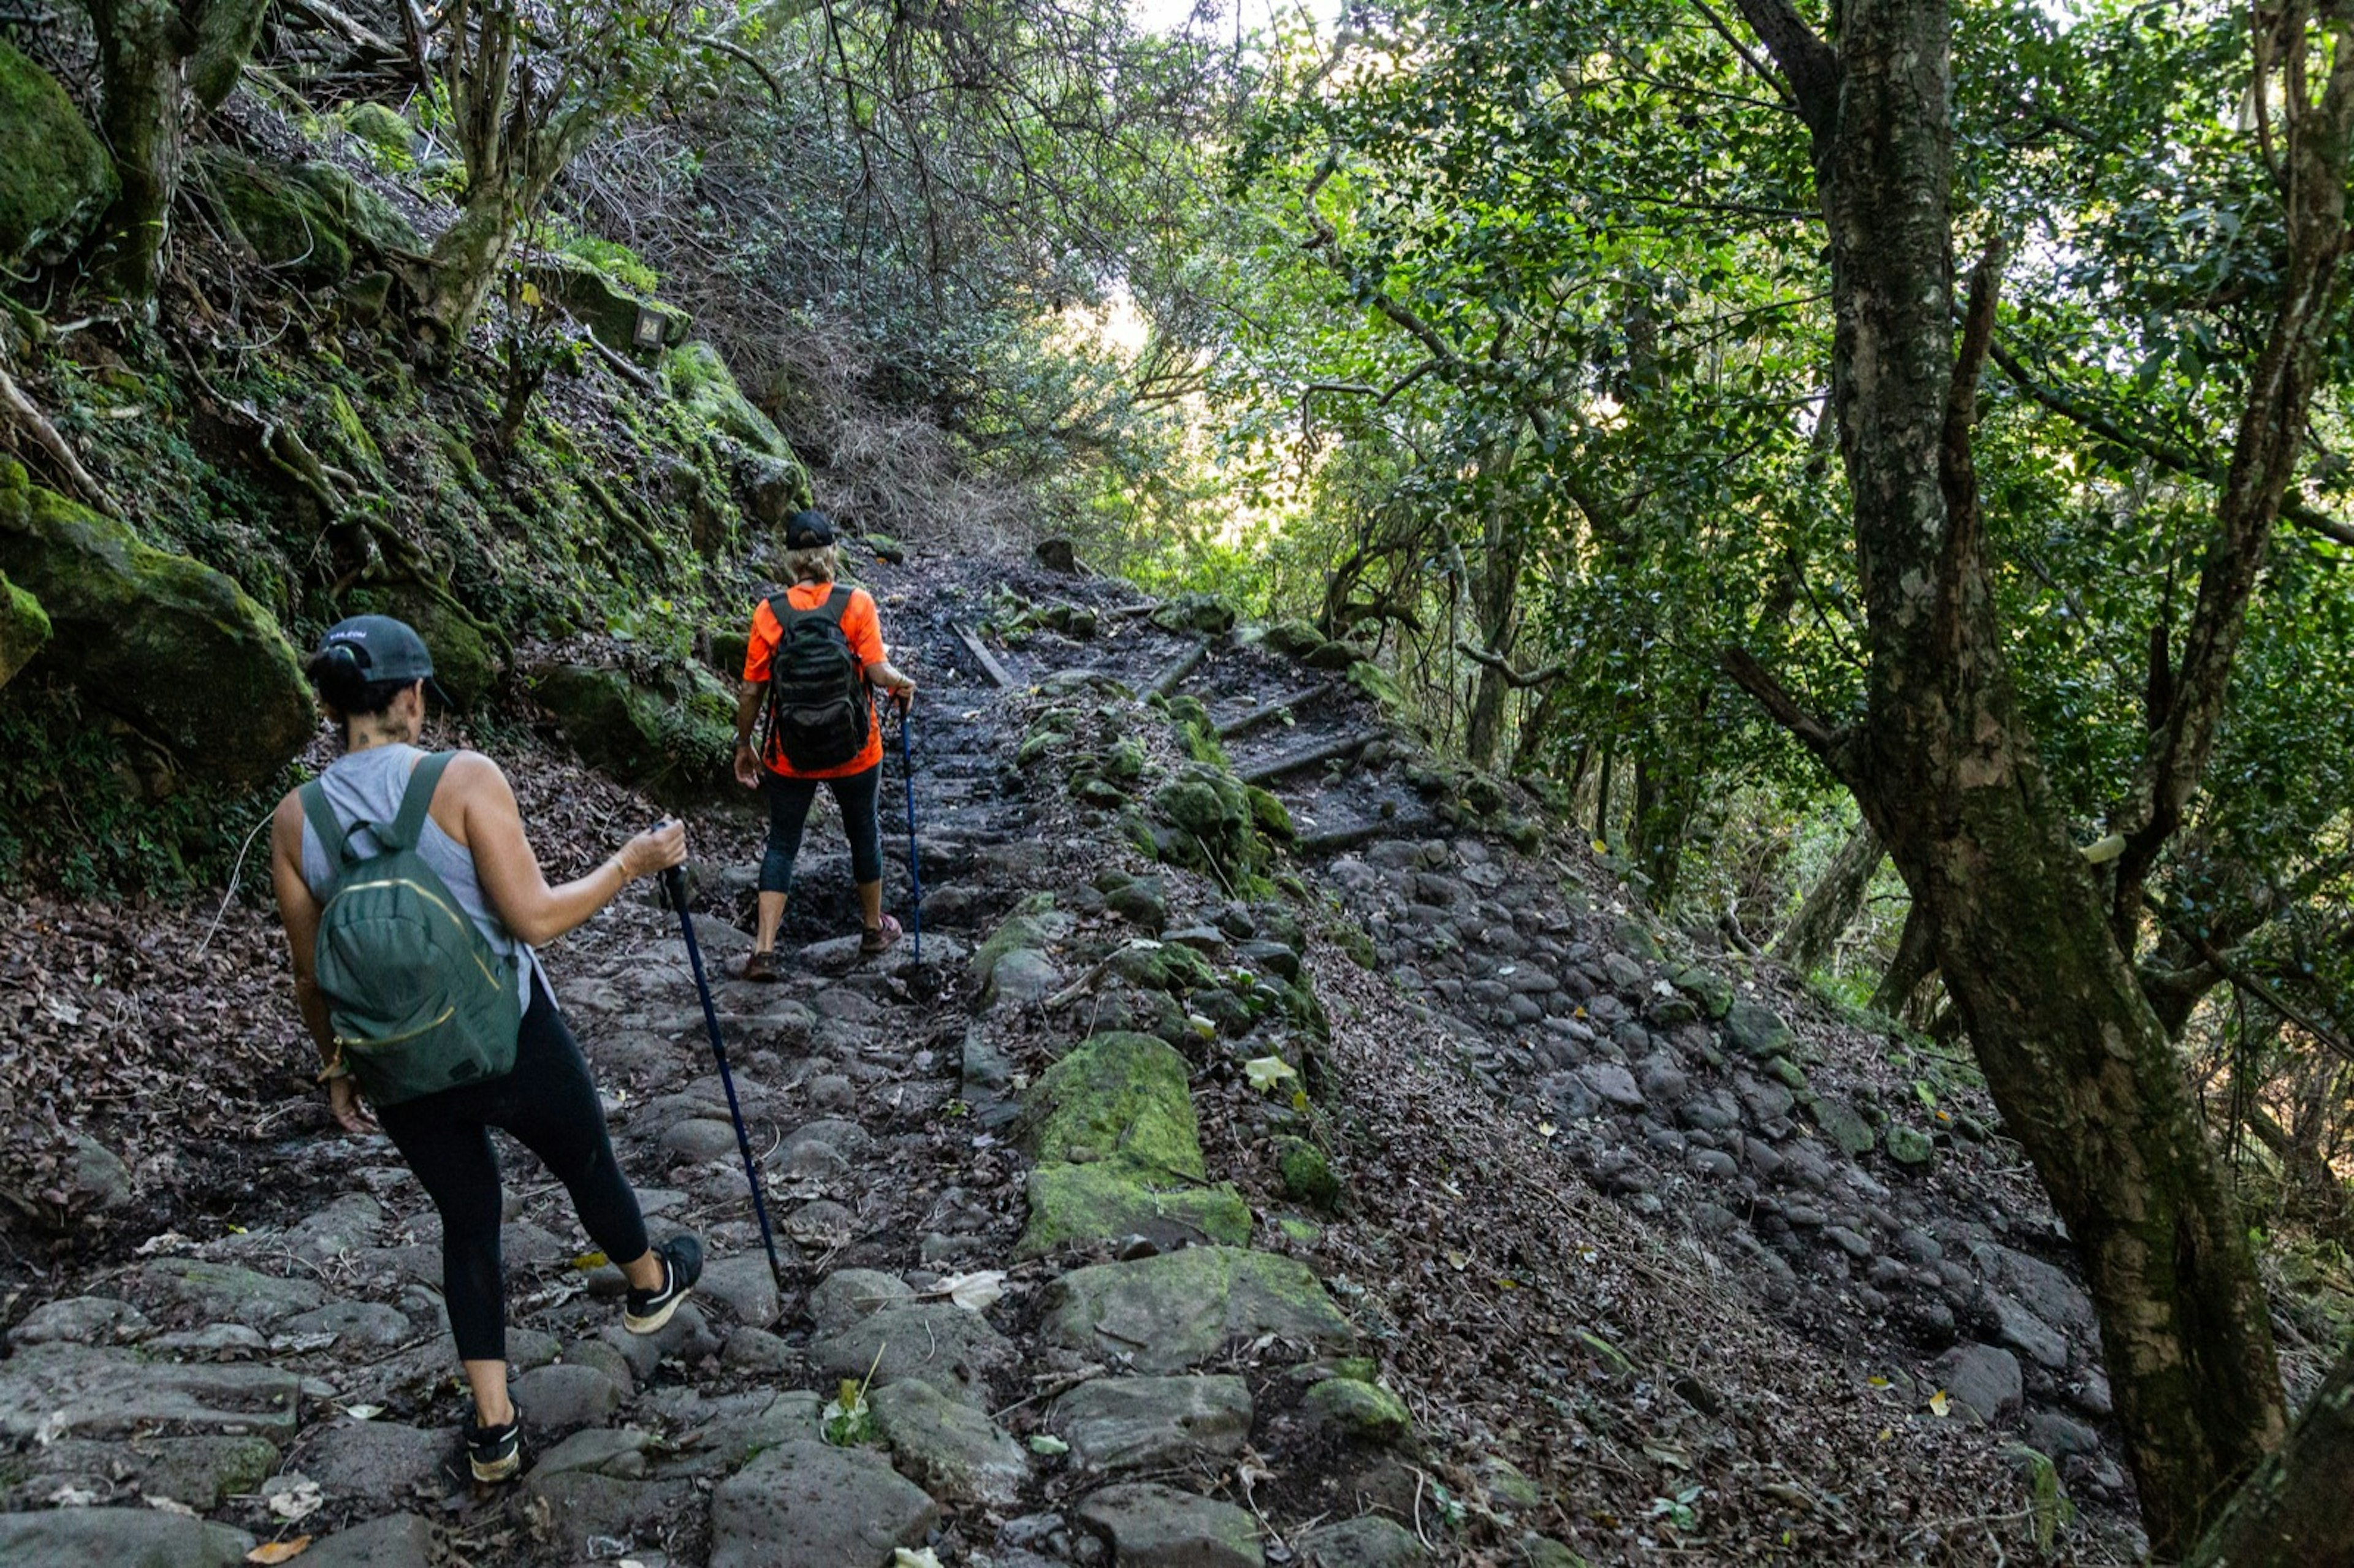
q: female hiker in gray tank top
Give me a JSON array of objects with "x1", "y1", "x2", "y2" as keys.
[{"x1": 268, "y1": 615, "x2": 701, "y2": 1484}]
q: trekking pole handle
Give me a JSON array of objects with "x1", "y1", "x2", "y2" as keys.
[{"x1": 647, "y1": 819, "x2": 688, "y2": 911}]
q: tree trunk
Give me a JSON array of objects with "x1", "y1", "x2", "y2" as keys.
[
  {"x1": 87, "y1": 0, "x2": 186, "y2": 310},
  {"x1": 1720, "y1": 0, "x2": 2354, "y2": 1548},
  {"x1": 1770, "y1": 820, "x2": 1883, "y2": 973},
  {"x1": 1463, "y1": 441, "x2": 1525, "y2": 769},
  {"x1": 1870, "y1": 899, "x2": 1936, "y2": 1018},
  {"x1": 2187, "y1": 1345, "x2": 2354, "y2": 1567},
  {"x1": 417, "y1": 185, "x2": 511, "y2": 357}
]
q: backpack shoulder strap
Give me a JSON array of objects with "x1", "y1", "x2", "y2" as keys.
[
  {"x1": 379, "y1": 752, "x2": 454, "y2": 853},
  {"x1": 820, "y1": 583, "x2": 853, "y2": 622},
  {"x1": 298, "y1": 779, "x2": 357, "y2": 877}
]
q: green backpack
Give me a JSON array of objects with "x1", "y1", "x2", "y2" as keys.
[{"x1": 299, "y1": 753, "x2": 521, "y2": 1106}]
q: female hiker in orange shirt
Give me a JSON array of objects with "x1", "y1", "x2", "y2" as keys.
[{"x1": 731, "y1": 511, "x2": 917, "y2": 978}]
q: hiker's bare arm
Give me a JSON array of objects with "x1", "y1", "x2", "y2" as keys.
[
  {"x1": 273, "y1": 793, "x2": 371, "y2": 1133},
  {"x1": 867, "y1": 658, "x2": 915, "y2": 698},
  {"x1": 445, "y1": 752, "x2": 686, "y2": 945},
  {"x1": 269, "y1": 792, "x2": 333, "y2": 1059},
  {"x1": 733, "y1": 683, "x2": 765, "y2": 787}
]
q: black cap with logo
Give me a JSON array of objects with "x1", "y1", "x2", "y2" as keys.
[
  {"x1": 315, "y1": 615, "x2": 452, "y2": 706},
  {"x1": 783, "y1": 509, "x2": 836, "y2": 550}
]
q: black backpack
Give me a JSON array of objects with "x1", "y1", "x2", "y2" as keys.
[{"x1": 763, "y1": 585, "x2": 870, "y2": 771}]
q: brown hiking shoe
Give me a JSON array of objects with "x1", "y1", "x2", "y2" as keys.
[
  {"x1": 741, "y1": 948, "x2": 779, "y2": 983},
  {"x1": 860, "y1": 915, "x2": 904, "y2": 957}
]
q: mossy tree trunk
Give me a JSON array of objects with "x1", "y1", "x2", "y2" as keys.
[
  {"x1": 1724, "y1": 0, "x2": 2354, "y2": 1550},
  {"x1": 1770, "y1": 821, "x2": 1883, "y2": 975},
  {"x1": 83, "y1": 0, "x2": 265, "y2": 308},
  {"x1": 2188, "y1": 1345, "x2": 2354, "y2": 1567}
]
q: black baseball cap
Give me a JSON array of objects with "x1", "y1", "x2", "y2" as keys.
[
  {"x1": 784, "y1": 509, "x2": 836, "y2": 549},
  {"x1": 316, "y1": 615, "x2": 452, "y2": 704}
]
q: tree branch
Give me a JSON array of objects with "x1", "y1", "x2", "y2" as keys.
[
  {"x1": 1721, "y1": 645, "x2": 1843, "y2": 765},
  {"x1": 1990, "y1": 339, "x2": 2354, "y2": 549},
  {"x1": 1454, "y1": 639, "x2": 1566, "y2": 688},
  {"x1": 1722, "y1": 0, "x2": 1840, "y2": 139}
]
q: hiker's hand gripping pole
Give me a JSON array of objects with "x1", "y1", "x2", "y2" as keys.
[{"x1": 657, "y1": 850, "x2": 785, "y2": 1285}]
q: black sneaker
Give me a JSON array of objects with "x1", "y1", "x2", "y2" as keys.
[
  {"x1": 465, "y1": 1412, "x2": 522, "y2": 1483},
  {"x1": 623, "y1": 1234, "x2": 703, "y2": 1334}
]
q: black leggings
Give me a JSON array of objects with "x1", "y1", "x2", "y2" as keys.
[
  {"x1": 759, "y1": 762, "x2": 883, "y2": 893},
  {"x1": 378, "y1": 976, "x2": 648, "y2": 1362}
]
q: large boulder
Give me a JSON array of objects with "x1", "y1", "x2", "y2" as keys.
[
  {"x1": 0, "y1": 1507, "x2": 253, "y2": 1567},
  {"x1": 664, "y1": 341, "x2": 815, "y2": 523},
  {"x1": 1, "y1": 569, "x2": 50, "y2": 687},
  {"x1": 192, "y1": 151, "x2": 420, "y2": 287},
  {"x1": 0, "y1": 39, "x2": 115, "y2": 266},
  {"x1": 1043, "y1": 1247, "x2": 1355, "y2": 1373},
  {"x1": 0, "y1": 463, "x2": 313, "y2": 786},
  {"x1": 530, "y1": 661, "x2": 734, "y2": 802}
]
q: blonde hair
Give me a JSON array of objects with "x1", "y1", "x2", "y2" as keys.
[{"x1": 784, "y1": 543, "x2": 839, "y2": 584}]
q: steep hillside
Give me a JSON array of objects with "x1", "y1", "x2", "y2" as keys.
[{"x1": 0, "y1": 550, "x2": 2169, "y2": 1566}]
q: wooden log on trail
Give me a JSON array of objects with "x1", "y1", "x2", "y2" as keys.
[
  {"x1": 1240, "y1": 727, "x2": 1385, "y2": 786},
  {"x1": 954, "y1": 624, "x2": 1015, "y2": 689},
  {"x1": 1148, "y1": 637, "x2": 1211, "y2": 699},
  {"x1": 1216, "y1": 680, "x2": 1333, "y2": 740},
  {"x1": 1293, "y1": 812, "x2": 1440, "y2": 856}
]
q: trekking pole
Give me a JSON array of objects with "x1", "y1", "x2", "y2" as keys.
[
  {"x1": 656, "y1": 851, "x2": 785, "y2": 1285},
  {"x1": 896, "y1": 695, "x2": 923, "y2": 965}
]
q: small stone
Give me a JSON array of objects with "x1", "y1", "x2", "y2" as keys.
[
  {"x1": 1932, "y1": 1342, "x2": 2023, "y2": 1422},
  {"x1": 1043, "y1": 1247, "x2": 1354, "y2": 1374},
  {"x1": 11, "y1": 1295, "x2": 148, "y2": 1346},
  {"x1": 1823, "y1": 1226, "x2": 1875, "y2": 1261},
  {"x1": 2027, "y1": 1409, "x2": 2101, "y2": 1458},
  {"x1": 1579, "y1": 1062, "x2": 1645, "y2": 1110},
  {"x1": 1990, "y1": 1292, "x2": 2071, "y2": 1371},
  {"x1": 1884, "y1": 1124, "x2": 1934, "y2": 1166},
  {"x1": 531, "y1": 1426, "x2": 652, "y2": 1479},
  {"x1": 870, "y1": 1376, "x2": 1030, "y2": 1504},
  {"x1": 701, "y1": 1254, "x2": 782, "y2": 1325},
  {"x1": 786, "y1": 1198, "x2": 857, "y2": 1248},
  {"x1": 1053, "y1": 1374, "x2": 1254, "y2": 1471},
  {"x1": 663, "y1": 1118, "x2": 743, "y2": 1163},
  {"x1": 301, "y1": 1510, "x2": 434, "y2": 1568},
  {"x1": 709, "y1": 1439, "x2": 939, "y2": 1568},
  {"x1": 809, "y1": 1269, "x2": 913, "y2": 1333},
  {"x1": 279, "y1": 1300, "x2": 411, "y2": 1350},
  {"x1": 1724, "y1": 998, "x2": 1794, "y2": 1057},
  {"x1": 1078, "y1": 1480, "x2": 1264, "y2": 1568},
  {"x1": 303, "y1": 1420, "x2": 449, "y2": 1504},
  {"x1": 1301, "y1": 1376, "x2": 1412, "y2": 1443},
  {"x1": 722, "y1": 1326, "x2": 795, "y2": 1373},
  {"x1": 1276, "y1": 1138, "x2": 1341, "y2": 1209},
  {"x1": 807, "y1": 1074, "x2": 858, "y2": 1112},
  {"x1": 1300, "y1": 1516, "x2": 1426, "y2": 1566},
  {"x1": 136, "y1": 1258, "x2": 326, "y2": 1325},
  {"x1": 510, "y1": 1361, "x2": 624, "y2": 1426},
  {"x1": 0, "y1": 1509, "x2": 252, "y2": 1567}
]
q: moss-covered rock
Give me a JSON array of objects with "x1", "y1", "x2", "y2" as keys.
[
  {"x1": 1276, "y1": 1138, "x2": 1339, "y2": 1209},
  {"x1": 1108, "y1": 940, "x2": 1217, "y2": 997},
  {"x1": 1024, "y1": 1032, "x2": 1206, "y2": 1180},
  {"x1": 1665, "y1": 964, "x2": 1734, "y2": 1019},
  {"x1": 1884, "y1": 1124, "x2": 1935, "y2": 1168},
  {"x1": 1018, "y1": 1163, "x2": 1251, "y2": 1258},
  {"x1": 342, "y1": 102, "x2": 413, "y2": 156},
  {"x1": 1152, "y1": 762, "x2": 1270, "y2": 883},
  {"x1": 1303, "y1": 638, "x2": 1358, "y2": 672},
  {"x1": 1244, "y1": 785, "x2": 1295, "y2": 840},
  {"x1": 666, "y1": 341, "x2": 789, "y2": 456},
  {"x1": 1150, "y1": 593, "x2": 1236, "y2": 637},
  {"x1": 1302, "y1": 1377, "x2": 1412, "y2": 1443},
  {"x1": 1, "y1": 569, "x2": 51, "y2": 688},
  {"x1": 1259, "y1": 620, "x2": 1326, "y2": 660},
  {"x1": 0, "y1": 40, "x2": 115, "y2": 265},
  {"x1": 530, "y1": 661, "x2": 734, "y2": 803},
  {"x1": 1043, "y1": 1246, "x2": 1355, "y2": 1373},
  {"x1": 975, "y1": 894, "x2": 1068, "y2": 1002},
  {"x1": 197, "y1": 151, "x2": 352, "y2": 283},
  {"x1": 528, "y1": 254, "x2": 690, "y2": 356},
  {"x1": 0, "y1": 463, "x2": 311, "y2": 785}
]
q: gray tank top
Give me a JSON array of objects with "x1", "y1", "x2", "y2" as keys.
[{"x1": 298, "y1": 744, "x2": 539, "y2": 1009}]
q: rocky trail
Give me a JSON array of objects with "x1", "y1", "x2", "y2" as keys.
[{"x1": 0, "y1": 549, "x2": 2154, "y2": 1566}]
